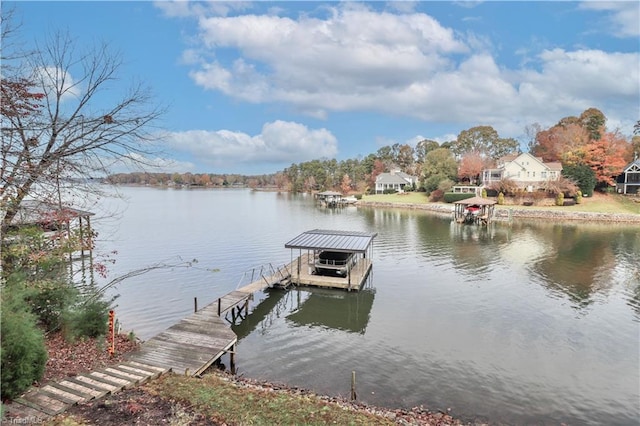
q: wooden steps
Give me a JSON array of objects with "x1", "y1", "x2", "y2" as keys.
[{"x1": 2, "y1": 361, "x2": 169, "y2": 422}]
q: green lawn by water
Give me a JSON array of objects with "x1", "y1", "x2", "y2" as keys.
[{"x1": 361, "y1": 192, "x2": 640, "y2": 215}]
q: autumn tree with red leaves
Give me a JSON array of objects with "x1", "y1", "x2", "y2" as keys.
[
  {"x1": 457, "y1": 151, "x2": 486, "y2": 184},
  {"x1": 340, "y1": 174, "x2": 352, "y2": 194},
  {"x1": 584, "y1": 131, "x2": 631, "y2": 186},
  {"x1": 531, "y1": 108, "x2": 633, "y2": 188},
  {"x1": 532, "y1": 123, "x2": 589, "y2": 164}
]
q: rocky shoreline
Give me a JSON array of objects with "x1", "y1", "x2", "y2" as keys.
[{"x1": 356, "y1": 200, "x2": 640, "y2": 223}]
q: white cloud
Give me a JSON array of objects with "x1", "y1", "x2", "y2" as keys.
[
  {"x1": 35, "y1": 66, "x2": 80, "y2": 103},
  {"x1": 107, "y1": 153, "x2": 196, "y2": 174},
  {"x1": 163, "y1": 121, "x2": 338, "y2": 168},
  {"x1": 188, "y1": 4, "x2": 467, "y2": 117},
  {"x1": 579, "y1": 1, "x2": 640, "y2": 38},
  {"x1": 165, "y1": 3, "x2": 638, "y2": 140}
]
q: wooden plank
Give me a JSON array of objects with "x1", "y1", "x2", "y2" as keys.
[
  {"x1": 89, "y1": 371, "x2": 131, "y2": 387},
  {"x1": 1, "y1": 400, "x2": 49, "y2": 421},
  {"x1": 74, "y1": 375, "x2": 121, "y2": 392},
  {"x1": 152, "y1": 331, "x2": 236, "y2": 350},
  {"x1": 143, "y1": 336, "x2": 234, "y2": 354},
  {"x1": 168, "y1": 322, "x2": 236, "y2": 339},
  {"x1": 41, "y1": 385, "x2": 87, "y2": 403},
  {"x1": 38, "y1": 388, "x2": 78, "y2": 404},
  {"x1": 130, "y1": 350, "x2": 201, "y2": 369},
  {"x1": 116, "y1": 364, "x2": 160, "y2": 378},
  {"x1": 103, "y1": 367, "x2": 145, "y2": 383},
  {"x1": 125, "y1": 360, "x2": 170, "y2": 374},
  {"x1": 20, "y1": 392, "x2": 69, "y2": 415},
  {"x1": 58, "y1": 379, "x2": 104, "y2": 398}
]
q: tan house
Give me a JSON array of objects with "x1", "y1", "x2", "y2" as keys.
[{"x1": 482, "y1": 153, "x2": 562, "y2": 191}]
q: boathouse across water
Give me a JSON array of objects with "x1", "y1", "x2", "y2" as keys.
[{"x1": 285, "y1": 229, "x2": 377, "y2": 291}]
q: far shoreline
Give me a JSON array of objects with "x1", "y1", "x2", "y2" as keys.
[{"x1": 356, "y1": 200, "x2": 640, "y2": 224}]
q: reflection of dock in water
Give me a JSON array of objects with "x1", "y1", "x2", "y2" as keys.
[
  {"x1": 287, "y1": 287, "x2": 376, "y2": 334},
  {"x1": 231, "y1": 289, "x2": 290, "y2": 340}
]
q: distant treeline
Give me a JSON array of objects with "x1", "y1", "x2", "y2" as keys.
[{"x1": 105, "y1": 172, "x2": 280, "y2": 188}]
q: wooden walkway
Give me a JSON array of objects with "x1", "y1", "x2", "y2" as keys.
[{"x1": 3, "y1": 361, "x2": 168, "y2": 421}]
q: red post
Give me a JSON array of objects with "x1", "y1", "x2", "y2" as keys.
[{"x1": 108, "y1": 310, "x2": 115, "y2": 357}]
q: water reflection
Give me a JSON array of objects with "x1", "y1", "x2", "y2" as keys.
[
  {"x1": 286, "y1": 288, "x2": 376, "y2": 334},
  {"x1": 525, "y1": 223, "x2": 634, "y2": 308},
  {"x1": 232, "y1": 289, "x2": 290, "y2": 339}
]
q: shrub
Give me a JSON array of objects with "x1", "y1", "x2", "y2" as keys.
[
  {"x1": 1, "y1": 290, "x2": 48, "y2": 400},
  {"x1": 382, "y1": 188, "x2": 398, "y2": 194},
  {"x1": 531, "y1": 190, "x2": 547, "y2": 204},
  {"x1": 497, "y1": 192, "x2": 505, "y2": 205},
  {"x1": 555, "y1": 193, "x2": 565, "y2": 206},
  {"x1": 575, "y1": 190, "x2": 582, "y2": 204},
  {"x1": 24, "y1": 278, "x2": 77, "y2": 332},
  {"x1": 423, "y1": 174, "x2": 449, "y2": 193},
  {"x1": 563, "y1": 164, "x2": 596, "y2": 197},
  {"x1": 353, "y1": 194, "x2": 363, "y2": 200},
  {"x1": 429, "y1": 189, "x2": 444, "y2": 202},
  {"x1": 437, "y1": 179, "x2": 454, "y2": 193},
  {"x1": 443, "y1": 192, "x2": 475, "y2": 203},
  {"x1": 63, "y1": 295, "x2": 112, "y2": 340},
  {"x1": 488, "y1": 178, "x2": 519, "y2": 196}
]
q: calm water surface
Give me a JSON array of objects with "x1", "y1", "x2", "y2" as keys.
[{"x1": 94, "y1": 187, "x2": 640, "y2": 425}]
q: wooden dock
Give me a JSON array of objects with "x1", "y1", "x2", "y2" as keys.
[{"x1": 127, "y1": 265, "x2": 292, "y2": 376}]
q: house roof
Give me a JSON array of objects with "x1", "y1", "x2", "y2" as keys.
[
  {"x1": 496, "y1": 153, "x2": 562, "y2": 171},
  {"x1": 545, "y1": 162, "x2": 563, "y2": 171},
  {"x1": 453, "y1": 196, "x2": 497, "y2": 206},
  {"x1": 375, "y1": 173, "x2": 411, "y2": 185},
  {"x1": 285, "y1": 229, "x2": 377, "y2": 253},
  {"x1": 9, "y1": 200, "x2": 95, "y2": 226},
  {"x1": 623, "y1": 159, "x2": 640, "y2": 172}
]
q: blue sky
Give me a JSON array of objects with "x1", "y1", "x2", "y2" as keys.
[{"x1": 9, "y1": 1, "x2": 640, "y2": 175}]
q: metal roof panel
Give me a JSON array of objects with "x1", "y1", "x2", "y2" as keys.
[{"x1": 285, "y1": 229, "x2": 377, "y2": 252}]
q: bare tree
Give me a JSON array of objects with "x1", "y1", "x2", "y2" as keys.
[{"x1": 1, "y1": 19, "x2": 165, "y2": 231}]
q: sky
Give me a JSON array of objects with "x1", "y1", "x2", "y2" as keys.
[{"x1": 8, "y1": 1, "x2": 640, "y2": 175}]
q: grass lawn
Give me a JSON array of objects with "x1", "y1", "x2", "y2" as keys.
[
  {"x1": 362, "y1": 192, "x2": 430, "y2": 204},
  {"x1": 361, "y1": 192, "x2": 640, "y2": 215}
]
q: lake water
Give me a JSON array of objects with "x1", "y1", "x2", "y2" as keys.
[{"x1": 93, "y1": 187, "x2": 639, "y2": 425}]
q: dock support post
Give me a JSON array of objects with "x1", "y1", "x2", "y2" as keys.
[
  {"x1": 351, "y1": 371, "x2": 357, "y2": 400},
  {"x1": 194, "y1": 297, "x2": 198, "y2": 313},
  {"x1": 230, "y1": 344, "x2": 236, "y2": 374},
  {"x1": 217, "y1": 298, "x2": 221, "y2": 316}
]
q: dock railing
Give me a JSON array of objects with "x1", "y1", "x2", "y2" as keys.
[{"x1": 235, "y1": 263, "x2": 292, "y2": 291}]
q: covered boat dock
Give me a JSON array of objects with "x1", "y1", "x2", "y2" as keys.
[
  {"x1": 453, "y1": 196, "x2": 496, "y2": 225},
  {"x1": 285, "y1": 229, "x2": 377, "y2": 291}
]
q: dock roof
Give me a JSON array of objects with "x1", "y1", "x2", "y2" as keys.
[
  {"x1": 285, "y1": 229, "x2": 377, "y2": 253},
  {"x1": 453, "y1": 196, "x2": 496, "y2": 206}
]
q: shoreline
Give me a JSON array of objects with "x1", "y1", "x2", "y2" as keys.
[{"x1": 356, "y1": 200, "x2": 640, "y2": 223}]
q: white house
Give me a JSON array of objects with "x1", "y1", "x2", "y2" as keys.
[
  {"x1": 481, "y1": 153, "x2": 563, "y2": 191},
  {"x1": 616, "y1": 159, "x2": 640, "y2": 195},
  {"x1": 375, "y1": 170, "x2": 418, "y2": 194}
]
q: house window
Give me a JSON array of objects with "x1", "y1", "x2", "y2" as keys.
[
  {"x1": 527, "y1": 172, "x2": 530, "y2": 177},
  {"x1": 532, "y1": 171, "x2": 535, "y2": 177},
  {"x1": 541, "y1": 171, "x2": 547, "y2": 178}
]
